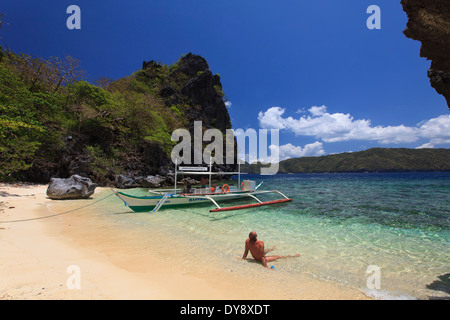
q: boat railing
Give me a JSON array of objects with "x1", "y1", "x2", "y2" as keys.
[{"x1": 145, "y1": 188, "x2": 182, "y2": 196}]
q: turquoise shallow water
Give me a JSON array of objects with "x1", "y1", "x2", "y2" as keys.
[{"x1": 97, "y1": 172, "x2": 449, "y2": 299}]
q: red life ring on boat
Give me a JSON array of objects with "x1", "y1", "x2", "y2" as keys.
[
  {"x1": 240, "y1": 182, "x2": 245, "y2": 190},
  {"x1": 222, "y1": 184, "x2": 230, "y2": 193}
]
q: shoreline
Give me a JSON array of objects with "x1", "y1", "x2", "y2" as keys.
[{"x1": 0, "y1": 183, "x2": 369, "y2": 300}]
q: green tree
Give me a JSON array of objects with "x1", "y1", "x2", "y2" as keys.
[
  {"x1": 49, "y1": 55, "x2": 86, "y2": 93},
  {"x1": 0, "y1": 105, "x2": 46, "y2": 179}
]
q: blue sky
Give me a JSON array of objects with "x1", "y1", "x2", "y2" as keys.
[{"x1": 1, "y1": 0, "x2": 449, "y2": 160}]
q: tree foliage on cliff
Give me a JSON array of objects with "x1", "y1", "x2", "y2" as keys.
[{"x1": 0, "y1": 48, "x2": 230, "y2": 183}]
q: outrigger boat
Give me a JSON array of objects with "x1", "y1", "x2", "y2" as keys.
[{"x1": 112, "y1": 162, "x2": 292, "y2": 213}]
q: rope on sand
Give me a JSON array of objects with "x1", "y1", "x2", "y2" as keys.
[{"x1": 0, "y1": 193, "x2": 114, "y2": 224}]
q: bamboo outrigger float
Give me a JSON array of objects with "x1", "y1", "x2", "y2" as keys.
[{"x1": 112, "y1": 162, "x2": 292, "y2": 213}]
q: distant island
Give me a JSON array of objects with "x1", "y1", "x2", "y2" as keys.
[{"x1": 243, "y1": 148, "x2": 450, "y2": 174}]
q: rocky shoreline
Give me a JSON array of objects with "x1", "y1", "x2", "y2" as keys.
[{"x1": 115, "y1": 173, "x2": 196, "y2": 189}]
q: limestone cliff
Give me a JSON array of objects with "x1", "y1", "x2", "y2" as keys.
[
  {"x1": 401, "y1": 0, "x2": 450, "y2": 110},
  {"x1": 0, "y1": 49, "x2": 235, "y2": 186},
  {"x1": 152, "y1": 53, "x2": 232, "y2": 133}
]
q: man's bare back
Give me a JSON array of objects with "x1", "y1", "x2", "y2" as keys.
[{"x1": 241, "y1": 231, "x2": 300, "y2": 269}]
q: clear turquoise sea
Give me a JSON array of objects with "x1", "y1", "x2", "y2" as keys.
[{"x1": 95, "y1": 172, "x2": 449, "y2": 300}]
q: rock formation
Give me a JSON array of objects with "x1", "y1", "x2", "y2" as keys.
[
  {"x1": 46, "y1": 175, "x2": 97, "y2": 200},
  {"x1": 105, "y1": 53, "x2": 234, "y2": 187},
  {"x1": 149, "y1": 53, "x2": 232, "y2": 132},
  {"x1": 1, "y1": 49, "x2": 236, "y2": 187},
  {"x1": 401, "y1": 0, "x2": 450, "y2": 110}
]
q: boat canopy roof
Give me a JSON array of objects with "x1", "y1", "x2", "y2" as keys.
[
  {"x1": 177, "y1": 166, "x2": 245, "y2": 175},
  {"x1": 177, "y1": 171, "x2": 245, "y2": 175}
]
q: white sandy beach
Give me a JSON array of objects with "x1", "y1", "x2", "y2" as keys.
[{"x1": 0, "y1": 183, "x2": 369, "y2": 300}]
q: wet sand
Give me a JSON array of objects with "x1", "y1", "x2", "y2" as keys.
[{"x1": 0, "y1": 183, "x2": 368, "y2": 300}]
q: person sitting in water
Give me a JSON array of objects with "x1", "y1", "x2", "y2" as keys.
[
  {"x1": 241, "y1": 231, "x2": 300, "y2": 269},
  {"x1": 200, "y1": 176, "x2": 208, "y2": 188},
  {"x1": 183, "y1": 181, "x2": 192, "y2": 194}
]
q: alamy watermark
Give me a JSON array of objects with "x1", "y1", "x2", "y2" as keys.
[
  {"x1": 65, "y1": 3, "x2": 382, "y2": 172},
  {"x1": 66, "y1": 5, "x2": 81, "y2": 30},
  {"x1": 171, "y1": 121, "x2": 280, "y2": 175},
  {"x1": 66, "y1": 4, "x2": 382, "y2": 31},
  {"x1": 366, "y1": 265, "x2": 381, "y2": 290},
  {"x1": 66, "y1": 265, "x2": 81, "y2": 290},
  {"x1": 367, "y1": 5, "x2": 381, "y2": 30}
]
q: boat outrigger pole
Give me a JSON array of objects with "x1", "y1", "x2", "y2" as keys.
[{"x1": 208, "y1": 190, "x2": 292, "y2": 212}]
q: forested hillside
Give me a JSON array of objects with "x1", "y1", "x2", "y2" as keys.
[
  {"x1": 244, "y1": 148, "x2": 450, "y2": 174},
  {"x1": 0, "y1": 47, "x2": 231, "y2": 185}
]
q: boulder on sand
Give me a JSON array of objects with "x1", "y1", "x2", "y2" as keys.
[
  {"x1": 46, "y1": 175, "x2": 98, "y2": 200},
  {"x1": 135, "y1": 175, "x2": 166, "y2": 188},
  {"x1": 115, "y1": 175, "x2": 139, "y2": 189}
]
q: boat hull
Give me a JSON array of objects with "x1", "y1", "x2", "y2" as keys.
[{"x1": 113, "y1": 190, "x2": 248, "y2": 212}]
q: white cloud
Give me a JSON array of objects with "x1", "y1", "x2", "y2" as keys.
[
  {"x1": 417, "y1": 115, "x2": 450, "y2": 145},
  {"x1": 308, "y1": 105, "x2": 327, "y2": 117},
  {"x1": 258, "y1": 106, "x2": 450, "y2": 147},
  {"x1": 258, "y1": 106, "x2": 286, "y2": 130},
  {"x1": 224, "y1": 101, "x2": 232, "y2": 108},
  {"x1": 416, "y1": 143, "x2": 434, "y2": 149},
  {"x1": 257, "y1": 141, "x2": 325, "y2": 163},
  {"x1": 276, "y1": 141, "x2": 325, "y2": 160}
]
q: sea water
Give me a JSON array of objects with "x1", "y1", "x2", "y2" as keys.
[{"x1": 90, "y1": 172, "x2": 449, "y2": 300}]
